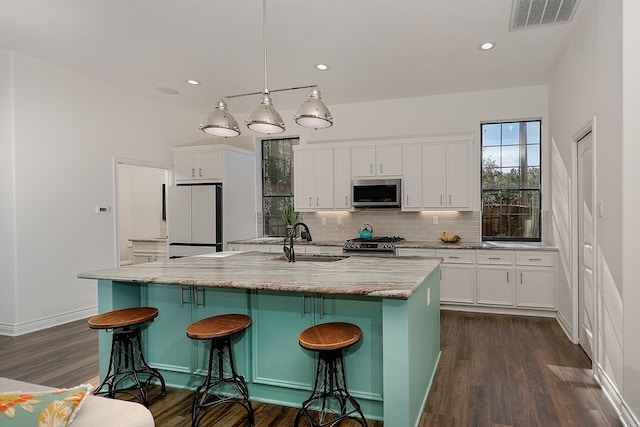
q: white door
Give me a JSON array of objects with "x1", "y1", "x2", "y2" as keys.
[{"x1": 577, "y1": 132, "x2": 594, "y2": 359}]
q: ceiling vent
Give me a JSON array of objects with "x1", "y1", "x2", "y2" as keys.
[{"x1": 510, "y1": 0, "x2": 580, "y2": 30}]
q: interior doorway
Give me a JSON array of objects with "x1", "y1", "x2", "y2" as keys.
[
  {"x1": 114, "y1": 158, "x2": 172, "y2": 266},
  {"x1": 577, "y1": 131, "x2": 594, "y2": 360}
]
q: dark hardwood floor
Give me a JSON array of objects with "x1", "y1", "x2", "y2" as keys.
[{"x1": 0, "y1": 311, "x2": 622, "y2": 426}]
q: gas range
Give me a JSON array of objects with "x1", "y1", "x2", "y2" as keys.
[{"x1": 343, "y1": 236, "x2": 404, "y2": 255}]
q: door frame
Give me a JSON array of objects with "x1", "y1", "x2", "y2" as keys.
[
  {"x1": 571, "y1": 118, "x2": 598, "y2": 363},
  {"x1": 112, "y1": 157, "x2": 174, "y2": 267}
]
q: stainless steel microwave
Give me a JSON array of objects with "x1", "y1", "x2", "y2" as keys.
[{"x1": 352, "y1": 179, "x2": 402, "y2": 208}]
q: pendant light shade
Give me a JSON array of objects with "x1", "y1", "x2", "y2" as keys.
[
  {"x1": 245, "y1": 92, "x2": 285, "y2": 134},
  {"x1": 294, "y1": 88, "x2": 333, "y2": 129},
  {"x1": 199, "y1": 100, "x2": 241, "y2": 137}
]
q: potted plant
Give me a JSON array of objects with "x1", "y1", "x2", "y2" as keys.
[{"x1": 280, "y1": 203, "x2": 300, "y2": 238}]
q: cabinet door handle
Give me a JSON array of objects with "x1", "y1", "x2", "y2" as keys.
[
  {"x1": 380, "y1": 163, "x2": 384, "y2": 174},
  {"x1": 191, "y1": 168, "x2": 195, "y2": 178},
  {"x1": 520, "y1": 272, "x2": 523, "y2": 284},
  {"x1": 449, "y1": 195, "x2": 452, "y2": 205},
  {"x1": 406, "y1": 195, "x2": 409, "y2": 205},
  {"x1": 194, "y1": 287, "x2": 205, "y2": 307},
  {"x1": 370, "y1": 164, "x2": 373, "y2": 174},
  {"x1": 316, "y1": 196, "x2": 319, "y2": 206},
  {"x1": 308, "y1": 197, "x2": 312, "y2": 207},
  {"x1": 506, "y1": 271, "x2": 509, "y2": 283},
  {"x1": 345, "y1": 196, "x2": 348, "y2": 205},
  {"x1": 198, "y1": 167, "x2": 203, "y2": 177},
  {"x1": 301, "y1": 295, "x2": 307, "y2": 317},
  {"x1": 320, "y1": 296, "x2": 326, "y2": 318},
  {"x1": 180, "y1": 287, "x2": 189, "y2": 307},
  {"x1": 440, "y1": 194, "x2": 443, "y2": 206}
]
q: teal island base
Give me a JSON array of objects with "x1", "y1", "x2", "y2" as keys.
[{"x1": 96, "y1": 269, "x2": 440, "y2": 426}]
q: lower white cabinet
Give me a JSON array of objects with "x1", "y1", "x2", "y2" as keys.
[
  {"x1": 130, "y1": 239, "x2": 167, "y2": 264},
  {"x1": 437, "y1": 249, "x2": 475, "y2": 304},
  {"x1": 476, "y1": 266, "x2": 514, "y2": 306},
  {"x1": 515, "y1": 267, "x2": 556, "y2": 308}
]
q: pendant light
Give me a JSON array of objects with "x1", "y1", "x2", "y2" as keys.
[{"x1": 199, "y1": 0, "x2": 333, "y2": 137}]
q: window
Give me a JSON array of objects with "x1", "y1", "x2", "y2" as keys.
[
  {"x1": 262, "y1": 137, "x2": 298, "y2": 236},
  {"x1": 481, "y1": 120, "x2": 541, "y2": 241}
]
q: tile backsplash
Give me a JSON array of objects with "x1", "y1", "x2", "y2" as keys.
[{"x1": 299, "y1": 210, "x2": 482, "y2": 242}]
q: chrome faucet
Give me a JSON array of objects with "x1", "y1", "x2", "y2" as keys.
[{"x1": 283, "y1": 222, "x2": 313, "y2": 262}]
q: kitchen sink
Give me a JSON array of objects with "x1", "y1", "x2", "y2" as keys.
[{"x1": 272, "y1": 254, "x2": 349, "y2": 262}]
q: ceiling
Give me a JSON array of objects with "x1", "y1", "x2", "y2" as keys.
[{"x1": 0, "y1": 0, "x2": 581, "y2": 117}]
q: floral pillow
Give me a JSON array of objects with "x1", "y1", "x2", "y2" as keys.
[{"x1": 0, "y1": 384, "x2": 92, "y2": 426}]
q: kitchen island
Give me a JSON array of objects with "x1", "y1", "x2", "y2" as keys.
[{"x1": 79, "y1": 251, "x2": 441, "y2": 426}]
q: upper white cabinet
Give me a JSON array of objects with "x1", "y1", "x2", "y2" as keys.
[
  {"x1": 401, "y1": 143, "x2": 422, "y2": 210},
  {"x1": 333, "y1": 147, "x2": 352, "y2": 210},
  {"x1": 294, "y1": 148, "x2": 334, "y2": 211},
  {"x1": 351, "y1": 144, "x2": 402, "y2": 178},
  {"x1": 174, "y1": 148, "x2": 223, "y2": 182},
  {"x1": 422, "y1": 140, "x2": 473, "y2": 210}
]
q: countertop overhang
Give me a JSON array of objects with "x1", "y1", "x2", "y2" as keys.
[{"x1": 79, "y1": 251, "x2": 442, "y2": 299}]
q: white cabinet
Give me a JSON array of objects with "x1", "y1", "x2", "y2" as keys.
[
  {"x1": 294, "y1": 148, "x2": 334, "y2": 211},
  {"x1": 130, "y1": 239, "x2": 167, "y2": 264},
  {"x1": 436, "y1": 249, "x2": 475, "y2": 304},
  {"x1": 422, "y1": 140, "x2": 473, "y2": 210},
  {"x1": 174, "y1": 148, "x2": 223, "y2": 182},
  {"x1": 476, "y1": 250, "x2": 516, "y2": 306},
  {"x1": 515, "y1": 251, "x2": 556, "y2": 309},
  {"x1": 401, "y1": 143, "x2": 422, "y2": 210},
  {"x1": 333, "y1": 147, "x2": 352, "y2": 210},
  {"x1": 351, "y1": 144, "x2": 402, "y2": 178}
]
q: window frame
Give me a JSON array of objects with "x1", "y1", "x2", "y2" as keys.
[
  {"x1": 481, "y1": 120, "x2": 542, "y2": 242},
  {"x1": 261, "y1": 137, "x2": 298, "y2": 237}
]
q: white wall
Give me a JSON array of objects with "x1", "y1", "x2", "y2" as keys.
[
  {"x1": 0, "y1": 50, "x2": 203, "y2": 335},
  {"x1": 622, "y1": 0, "x2": 640, "y2": 421},
  {"x1": 0, "y1": 51, "x2": 16, "y2": 329},
  {"x1": 548, "y1": 0, "x2": 639, "y2": 423}
]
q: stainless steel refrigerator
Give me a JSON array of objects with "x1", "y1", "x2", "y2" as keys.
[{"x1": 168, "y1": 184, "x2": 222, "y2": 258}]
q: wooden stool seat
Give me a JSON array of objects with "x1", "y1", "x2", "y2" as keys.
[
  {"x1": 186, "y1": 314, "x2": 251, "y2": 340},
  {"x1": 88, "y1": 307, "x2": 159, "y2": 329},
  {"x1": 298, "y1": 322, "x2": 362, "y2": 352}
]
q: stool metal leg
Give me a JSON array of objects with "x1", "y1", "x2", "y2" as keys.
[
  {"x1": 93, "y1": 326, "x2": 166, "y2": 407},
  {"x1": 192, "y1": 336, "x2": 255, "y2": 427},
  {"x1": 294, "y1": 350, "x2": 368, "y2": 427}
]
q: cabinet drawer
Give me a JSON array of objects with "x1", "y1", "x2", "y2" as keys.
[
  {"x1": 476, "y1": 250, "x2": 515, "y2": 265},
  {"x1": 516, "y1": 251, "x2": 556, "y2": 267},
  {"x1": 436, "y1": 249, "x2": 475, "y2": 264},
  {"x1": 396, "y1": 248, "x2": 437, "y2": 257}
]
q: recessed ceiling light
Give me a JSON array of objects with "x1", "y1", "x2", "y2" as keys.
[
  {"x1": 186, "y1": 79, "x2": 200, "y2": 85},
  {"x1": 480, "y1": 42, "x2": 494, "y2": 51},
  {"x1": 156, "y1": 87, "x2": 179, "y2": 95},
  {"x1": 316, "y1": 64, "x2": 330, "y2": 71}
]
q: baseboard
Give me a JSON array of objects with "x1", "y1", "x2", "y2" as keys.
[
  {"x1": 555, "y1": 310, "x2": 574, "y2": 342},
  {"x1": 0, "y1": 306, "x2": 98, "y2": 336},
  {"x1": 440, "y1": 304, "x2": 556, "y2": 318},
  {"x1": 595, "y1": 362, "x2": 639, "y2": 427}
]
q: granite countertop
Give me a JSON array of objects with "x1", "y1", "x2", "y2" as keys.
[
  {"x1": 229, "y1": 238, "x2": 558, "y2": 251},
  {"x1": 78, "y1": 251, "x2": 442, "y2": 299}
]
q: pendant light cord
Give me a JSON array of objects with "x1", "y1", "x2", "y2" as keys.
[{"x1": 262, "y1": 0, "x2": 268, "y2": 94}]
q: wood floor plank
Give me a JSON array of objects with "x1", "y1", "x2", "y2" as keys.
[{"x1": 0, "y1": 313, "x2": 625, "y2": 426}]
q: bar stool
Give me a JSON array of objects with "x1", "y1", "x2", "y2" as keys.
[
  {"x1": 295, "y1": 322, "x2": 368, "y2": 427},
  {"x1": 88, "y1": 307, "x2": 166, "y2": 407},
  {"x1": 186, "y1": 313, "x2": 254, "y2": 427}
]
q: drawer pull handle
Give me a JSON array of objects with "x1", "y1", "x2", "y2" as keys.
[
  {"x1": 507, "y1": 271, "x2": 509, "y2": 282},
  {"x1": 528, "y1": 258, "x2": 543, "y2": 261},
  {"x1": 320, "y1": 296, "x2": 326, "y2": 318},
  {"x1": 449, "y1": 256, "x2": 461, "y2": 259},
  {"x1": 180, "y1": 287, "x2": 189, "y2": 306},
  {"x1": 489, "y1": 257, "x2": 501, "y2": 260},
  {"x1": 302, "y1": 295, "x2": 307, "y2": 317}
]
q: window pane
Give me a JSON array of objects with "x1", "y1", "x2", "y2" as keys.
[
  {"x1": 263, "y1": 196, "x2": 292, "y2": 237},
  {"x1": 527, "y1": 144, "x2": 540, "y2": 167},
  {"x1": 501, "y1": 123, "x2": 520, "y2": 145},
  {"x1": 482, "y1": 146, "x2": 501, "y2": 166},
  {"x1": 482, "y1": 190, "x2": 540, "y2": 240},
  {"x1": 482, "y1": 124, "x2": 501, "y2": 146},
  {"x1": 501, "y1": 145, "x2": 520, "y2": 167},
  {"x1": 526, "y1": 121, "x2": 541, "y2": 144}
]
